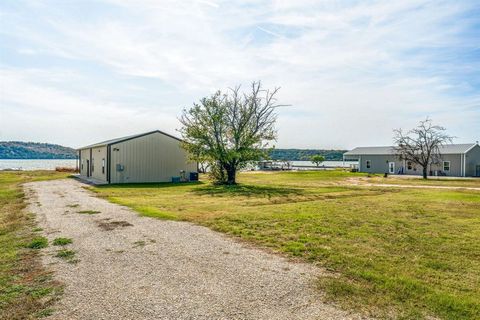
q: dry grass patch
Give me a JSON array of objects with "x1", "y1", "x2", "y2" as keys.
[
  {"x1": 97, "y1": 219, "x2": 133, "y2": 231},
  {"x1": 133, "y1": 240, "x2": 146, "y2": 248},
  {"x1": 0, "y1": 171, "x2": 68, "y2": 319},
  {"x1": 55, "y1": 249, "x2": 75, "y2": 260},
  {"x1": 77, "y1": 210, "x2": 100, "y2": 215}
]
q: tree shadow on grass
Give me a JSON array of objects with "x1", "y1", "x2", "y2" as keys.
[
  {"x1": 191, "y1": 183, "x2": 305, "y2": 198},
  {"x1": 97, "y1": 181, "x2": 205, "y2": 189}
]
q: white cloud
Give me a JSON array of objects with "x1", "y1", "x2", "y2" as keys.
[
  {"x1": 0, "y1": 68, "x2": 180, "y2": 147},
  {"x1": 0, "y1": 0, "x2": 478, "y2": 148}
]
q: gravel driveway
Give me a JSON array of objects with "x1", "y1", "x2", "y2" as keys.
[{"x1": 25, "y1": 179, "x2": 363, "y2": 320}]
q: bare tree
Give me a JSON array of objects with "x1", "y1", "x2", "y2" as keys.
[
  {"x1": 198, "y1": 161, "x2": 210, "y2": 174},
  {"x1": 393, "y1": 118, "x2": 453, "y2": 179},
  {"x1": 180, "y1": 81, "x2": 284, "y2": 185}
]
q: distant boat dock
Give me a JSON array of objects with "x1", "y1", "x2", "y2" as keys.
[{"x1": 257, "y1": 160, "x2": 358, "y2": 171}]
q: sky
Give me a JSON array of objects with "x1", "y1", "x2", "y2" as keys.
[{"x1": 0, "y1": 0, "x2": 479, "y2": 149}]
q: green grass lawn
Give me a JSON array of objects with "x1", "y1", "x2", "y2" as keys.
[
  {"x1": 92, "y1": 170, "x2": 480, "y2": 319},
  {"x1": 0, "y1": 171, "x2": 69, "y2": 319}
]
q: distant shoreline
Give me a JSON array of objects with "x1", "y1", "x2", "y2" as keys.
[
  {"x1": 0, "y1": 159, "x2": 77, "y2": 171},
  {"x1": 0, "y1": 141, "x2": 77, "y2": 159}
]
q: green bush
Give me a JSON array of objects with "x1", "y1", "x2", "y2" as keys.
[
  {"x1": 52, "y1": 237, "x2": 72, "y2": 246},
  {"x1": 26, "y1": 237, "x2": 48, "y2": 249}
]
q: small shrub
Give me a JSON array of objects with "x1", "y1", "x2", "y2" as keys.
[
  {"x1": 55, "y1": 249, "x2": 75, "y2": 260},
  {"x1": 35, "y1": 308, "x2": 54, "y2": 318},
  {"x1": 133, "y1": 240, "x2": 146, "y2": 248},
  {"x1": 26, "y1": 237, "x2": 48, "y2": 249},
  {"x1": 52, "y1": 237, "x2": 72, "y2": 246}
]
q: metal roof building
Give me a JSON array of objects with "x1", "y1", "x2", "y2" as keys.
[
  {"x1": 344, "y1": 143, "x2": 480, "y2": 177},
  {"x1": 77, "y1": 130, "x2": 198, "y2": 184}
]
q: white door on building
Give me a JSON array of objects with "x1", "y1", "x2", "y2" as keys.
[{"x1": 389, "y1": 162, "x2": 395, "y2": 174}]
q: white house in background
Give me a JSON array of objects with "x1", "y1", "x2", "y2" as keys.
[
  {"x1": 343, "y1": 143, "x2": 480, "y2": 177},
  {"x1": 77, "y1": 130, "x2": 198, "y2": 184}
]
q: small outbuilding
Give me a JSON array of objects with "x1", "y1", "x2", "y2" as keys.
[
  {"x1": 343, "y1": 143, "x2": 480, "y2": 177},
  {"x1": 77, "y1": 130, "x2": 198, "y2": 184}
]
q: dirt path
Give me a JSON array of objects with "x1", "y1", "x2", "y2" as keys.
[
  {"x1": 25, "y1": 179, "x2": 363, "y2": 320},
  {"x1": 356, "y1": 183, "x2": 480, "y2": 190},
  {"x1": 346, "y1": 183, "x2": 480, "y2": 191},
  {"x1": 343, "y1": 178, "x2": 480, "y2": 191}
]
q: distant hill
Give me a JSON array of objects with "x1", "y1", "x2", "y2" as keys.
[
  {"x1": 0, "y1": 142, "x2": 345, "y2": 161},
  {"x1": 0, "y1": 141, "x2": 77, "y2": 159},
  {"x1": 267, "y1": 149, "x2": 346, "y2": 161}
]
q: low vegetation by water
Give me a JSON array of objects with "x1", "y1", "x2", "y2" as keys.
[
  {"x1": 0, "y1": 171, "x2": 68, "y2": 319},
  {"x1": 93, "y1": 170, "x2": 480, "y2": 319}
]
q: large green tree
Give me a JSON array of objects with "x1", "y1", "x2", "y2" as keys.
[
  {"x1": 180, "y1": 82, "x2": 282, "y2": 184},
  {"x1": 310, "y1": 154, "x2": 325, "y2": 167}
]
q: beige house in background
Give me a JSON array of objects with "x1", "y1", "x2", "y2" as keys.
[
  {"x1": 344, "y1": 143, "x2": 480, "y2": 177},
  {"x1": 77, "y1": 130, "x2": 198, "y2": 184}
]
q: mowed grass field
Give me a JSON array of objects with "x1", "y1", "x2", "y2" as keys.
[
  {"x1": 92, "y1": 171, "x2": 480, "y2": 320},
  {"x1": 0, "y1": 171, "x2": 68, "y2": 319}
]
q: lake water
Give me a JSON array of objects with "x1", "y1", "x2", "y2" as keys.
[
  {"x1": 0, "y1": 159, "x2": 357, "y2": 171},
  {"x1": 255, "y1": 160, "x2": 358, "y2": 171},
  {"x1": 290, "y1": 160, "x2": 357, "y2": 168},
  {"x1": 0, "y1": 159, "x2": 77, "y2": 170}
]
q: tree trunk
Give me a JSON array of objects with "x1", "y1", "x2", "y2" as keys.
[
  {"x1": 422, "y1": 166, "x2": 428, "y2": 179},
  {"x1": 226, "y1": 167, "x2": 236, "y2": 185}
]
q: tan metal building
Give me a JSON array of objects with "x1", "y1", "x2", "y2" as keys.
[{"x1": 77, "y1": 130, "x2": 198, "y2": 184}]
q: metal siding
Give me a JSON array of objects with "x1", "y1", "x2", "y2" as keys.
[
  {"x1": 78, "y1": 147, "x2": 108, "y2": 182},
  {"x1": 354, "y1": 153, "x2": 464, "y2": 176},
  {"x1": 465, "y1": 145, "x2": 480, "y2": 176},
  {"x1": 107, "y1": 145, "x2": 111, "y2": 183},
  {"x1": 404, "y1": 159, "x2": 422, "y2": 175},
  {"x1": 109, "y1": 132, "x2": 197, "y2": 183},
  {"x1": 358, "y1": 155, "x2": 403, "y2": 174},
  {"x1": 428, "y1": 154, "x2": 462, "y2": 177},
  {"x1": 79, "y1": 149, "x2": 90, "y2": 177},
  {"x1": 90, "y1": 146, "x2": 108, "y2": 182}
]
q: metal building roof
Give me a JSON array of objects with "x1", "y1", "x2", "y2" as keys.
[
  {"x1": 344, "y1": 143, "x2": 477, "y2": 156},
  {"x1": 77, "y1": 130, "x2": 182, "y2": 150}
]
